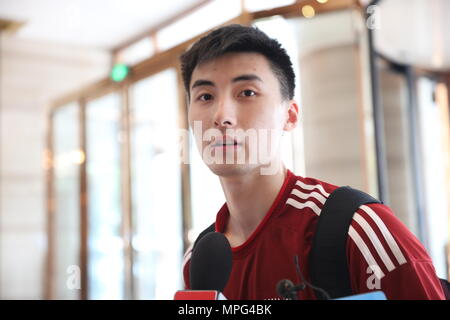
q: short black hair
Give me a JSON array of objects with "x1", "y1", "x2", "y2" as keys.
[{"x1": 180, "y1": 24, "x2": 296, "y2": 101}]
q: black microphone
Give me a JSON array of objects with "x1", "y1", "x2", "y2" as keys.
[
  {"x1": 189, "y1": 232, "x2": 232, "y2": 292},
  {"x1": 276, "y1": 256, "x2": 331, "y2": 300},
  {"x1": 276, "y1": 279, "x2": 305, "y2": 300}
]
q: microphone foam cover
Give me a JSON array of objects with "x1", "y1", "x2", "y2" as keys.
[
  {"x1": 276, "y1": 279, "x2": 295, "y2": 299},
  {"x1": 190, "y1": 232, "x2": 232, "y2": 292}
]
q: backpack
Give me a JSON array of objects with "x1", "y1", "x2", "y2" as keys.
[
  {"x1": 309, "y1": 186, "x2": 450, "y2": 300},
  {"x1": 193, "y1": 186, "x2": 450, "y2": 300}
]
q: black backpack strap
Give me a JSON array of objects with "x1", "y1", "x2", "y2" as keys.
[
  {"x1": 193, "y1": 222, "x2": 216, "y2": 250},
  {"x1": 309, "y1": 186, "x2": 381, "y2": 299},
  {"x1": 440, "y1": 278, "x2": 450, "y2": 300}
]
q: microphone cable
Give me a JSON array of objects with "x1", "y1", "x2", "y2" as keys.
[{"x1": 294, "y1": 255, "x2": 331, "y2": 300}]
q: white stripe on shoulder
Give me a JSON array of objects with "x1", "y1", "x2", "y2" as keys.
[
  {"x1": 353, "y1": 213, "x2": 396, "y2": 272},
  {"x1": 360, "y1": 205, "x2": 407, "y2": 266},
  {"x1": 291, "y1": 188, "x2": 327, "y2": 205},
  {"x1": 286, "y1": 197, "x2": 322, "y2": 216},
  {"x1": 295, "y1": 180, "x2": 330, "y2": 197},
  {"x1": 348, "y1": 226, "x2": 385, "y2": 279}
]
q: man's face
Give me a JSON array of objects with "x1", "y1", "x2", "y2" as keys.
[{"x1": 188, "y1": 52, "x2": 296, "y2": 177}]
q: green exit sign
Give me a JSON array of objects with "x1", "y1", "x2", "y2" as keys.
[{"x1": 110, "y1": 63, "x2": 129, "y2": 82}]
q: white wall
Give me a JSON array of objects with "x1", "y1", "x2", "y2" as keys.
[
  {"x1": 0, "y1": 34, "x2": 110, "y2": 299},
  {"x1": 292, "y1": 10, "x2": 374, "y2": 192}
]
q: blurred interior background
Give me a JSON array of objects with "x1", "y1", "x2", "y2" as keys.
[{"x1": 0, "y1": 0, "x2": 449, "y2": 299}]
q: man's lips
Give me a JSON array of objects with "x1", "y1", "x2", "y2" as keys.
[
  {"x1": 211, "y1": 141, "x2": 239, "y2": 147},
  {"x1": 210, "y1": 136, "x2": 241, "y2": 147}
]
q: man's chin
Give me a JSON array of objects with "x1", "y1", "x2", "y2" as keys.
[
  {"x1": 207, "y1": 163, "x2": 258, "y2": 178},
  {"x1": 207, "y1": 160, "x2": 283, "y2": 177}
]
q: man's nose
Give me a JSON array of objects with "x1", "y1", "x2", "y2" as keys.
[{"x1": 213, "y1": 96, "x2": 236, "y2": 128}]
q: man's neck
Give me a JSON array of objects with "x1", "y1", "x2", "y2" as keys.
[{"x1": 219, "y1": 163, "x2": 287, "y2": 247}]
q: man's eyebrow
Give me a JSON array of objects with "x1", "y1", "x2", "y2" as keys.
[
  {"x1": 232, "y1": 74, "x2": 263, "y2": 83},
  {"x1": 191, "y1": 79, "x2": 215, "y2": 90},
  {"x1": 190, "y1": 74, "x2": 263, "y2": 91}
]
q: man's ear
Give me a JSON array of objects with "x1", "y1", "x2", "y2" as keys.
[{"x1": 283, "y1": 100, "x2": 299, "y2": 132}]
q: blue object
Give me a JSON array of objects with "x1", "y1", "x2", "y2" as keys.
[{"x1": 335, "y1": 291, "x2": 387, "y2": 300}]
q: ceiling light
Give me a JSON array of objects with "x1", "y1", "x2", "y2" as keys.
[{"x1": 302, "y1": 5, "x2": 316, "y2": 18}]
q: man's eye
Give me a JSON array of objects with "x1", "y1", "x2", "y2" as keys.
[
  {"x1": 239, "y1": 90, "x2": 256, "y2": 97},
  {"x1": 198, "y1": 93, "x2": 213, "y2": 101}
]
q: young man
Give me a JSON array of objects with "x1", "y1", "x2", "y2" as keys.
[{"x1": 179, "y1": 24, "x2": 445, "y2": 300}]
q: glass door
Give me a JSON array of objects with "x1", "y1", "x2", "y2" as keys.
[
  {"x1": 130, "y1": 68, "x2": 183, "y2": 299},
  {"x1": 416, "y1": 77, "x2": 450, "y2": 279},
  {"x1": 86, "y1": 93, "x2": 124, "y2": 299},
  {"x1": 52, "y1": 103, "x2": 81, "y2": 299}
]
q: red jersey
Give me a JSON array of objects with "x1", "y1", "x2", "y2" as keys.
[{"x1": 182, "y1": 169, "x2": 445, "y2": 300}]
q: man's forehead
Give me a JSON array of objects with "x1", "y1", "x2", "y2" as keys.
[
  {"x1": 197, "y1": 52, "x2": 270, "y2": 72},
  {"x1": 191, "y1": 52, "x2": 271, "y2": 81}
]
